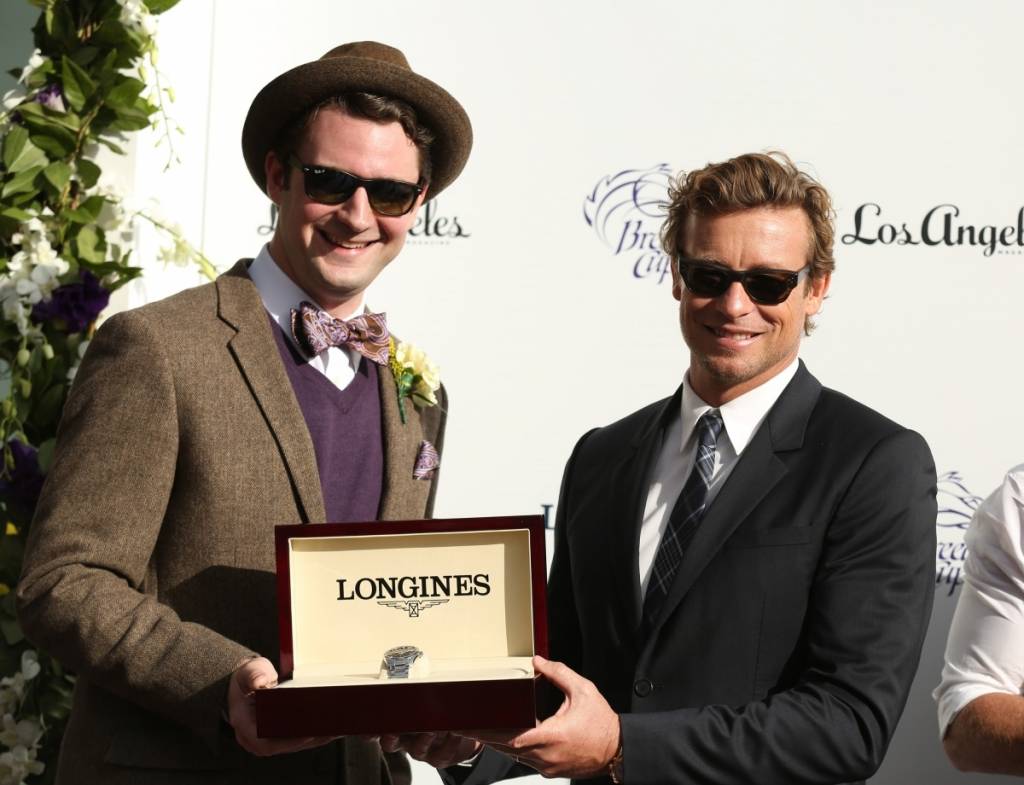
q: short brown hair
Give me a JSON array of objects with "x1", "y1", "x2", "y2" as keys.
[
  {"x1": 661, "y1": 151, "x2": 834, "y2": 333},
  {"x1": 272, "y1": 91, "x2": 435, "y2": 185}
]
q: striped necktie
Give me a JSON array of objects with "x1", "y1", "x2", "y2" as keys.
[{"x1": 643, "y1": 409, "x2": 725, "y2": 629}]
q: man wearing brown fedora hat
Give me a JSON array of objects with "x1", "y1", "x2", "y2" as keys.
[{"x1": 17, "y1": 41, "x2": 471, "y2": 785}]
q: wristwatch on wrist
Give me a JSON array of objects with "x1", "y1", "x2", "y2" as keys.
[{"x1": 608, "y1": 739, "x2": 624, "y2": 784}]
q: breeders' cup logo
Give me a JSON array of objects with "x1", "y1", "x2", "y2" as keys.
[
  {"x1": 937, "y1": 471, "x2": 983, "y2": 529},
  {"x1": 935, "y1": 471, "x2": 985, "y2": 596},
  {"x1": 842, "y1": 204, "x2": 1024, "y2": 256},
  {"x1": 584, "y1": 165, "x2": 673, "y2": 283}
]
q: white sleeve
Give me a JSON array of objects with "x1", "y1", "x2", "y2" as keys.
[{"x1": 934, "y1": 465, "x2": 1024, "y2": 736}]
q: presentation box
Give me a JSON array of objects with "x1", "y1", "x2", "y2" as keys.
[{"x1": 255, "y1": 515, "x2": 548, "y2": 737}]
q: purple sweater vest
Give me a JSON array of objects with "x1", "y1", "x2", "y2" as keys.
[{"x1": 271, "y1": 321, "x2": 384, "y2": 522}]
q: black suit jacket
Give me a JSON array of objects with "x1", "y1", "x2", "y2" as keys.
[{"x1": 460, "y1": 362, "x2": 936, "y2": 785}]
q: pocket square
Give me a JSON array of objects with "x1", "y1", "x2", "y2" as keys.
[{"x1": 413, "y1": 440, "x2": 440, "y2": 480}]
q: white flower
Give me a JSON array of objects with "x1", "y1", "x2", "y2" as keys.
[
  {"x1": 0, "y1": 743, "x2": 45, "y2": 784},
  {"x1": 0, "y1": 653, "x2": 40, "y2": 707},
  {"x1": 94, "y1": 190, "x2": 134, "y2": 246},
  {"x1": 1, "y1": 86, "x2": 26, "y2": 113},
  {"x1": 116, "y1": 0, "x2": 158, "y2": 37},
  {"x1": 0, "y1": 675, "x2": 25, "y2": 710},
  {"x1": 0, "y1": 715, "x2": 42, "y2": 750},
  {"x1": 5, "y1": 219, "x2": 70, "y2": 305},
  {"x1": 8, "y1": 252, "x2": 65, "y2": 304},
  {"x1": 16, "y1": 654, "x2": 38, "y2": 685},
  {"x1": 0, "y1": 89, "x2": 24, "y2": 134},
  {"x1": 15, "y1": 217, "x2": 45, "y2": 243},
  {"x1": 17, "y1": 50, "x2": 45, "y2": 85},
  {"x1": 0, "y1": 296, "x2": 30, "y2": 338}
]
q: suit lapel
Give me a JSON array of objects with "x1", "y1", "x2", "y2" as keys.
[
  {"x1": 610, "y1": 390, "x2": 682, "y2": 633},
  {"x1": 376, "y1": 352, "x2": 431, "y2": 521},
  {"x1": 646, "y1": 363, "x2": 822, "y2": 634},
  {"x1": 217, "y1": 261, "x2": 326, "y2": 524}
]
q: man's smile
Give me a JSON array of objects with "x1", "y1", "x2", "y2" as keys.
[
  {"x1": 317, "y1": 227, "x2": 377, "y2": 250},
  {"x1": 705, "y1": 325, "x2": 763, "y2": 346}
]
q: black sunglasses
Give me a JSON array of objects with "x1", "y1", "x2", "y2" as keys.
[
  {"x1": 677, "y1": 259, "x2": 809, "y2": 305},
  {"x1": 289, "y1": 156, "x2": 423, "y2": 217}
]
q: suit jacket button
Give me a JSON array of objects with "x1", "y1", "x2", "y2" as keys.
[{"x1": 634, "y1": 678, "x2": 653, "y2": 697}]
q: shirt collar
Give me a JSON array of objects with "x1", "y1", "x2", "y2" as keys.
[
  {"x1": 248, "y1": 244, "x2": 365, "y2": 347},
  {"x1": 679, "y1": 359, "x2": 800, "y2": 455}
]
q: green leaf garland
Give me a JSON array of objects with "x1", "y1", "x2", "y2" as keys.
[{"x1": 0, "y1": 1, "x2": 209, "y2": 780}]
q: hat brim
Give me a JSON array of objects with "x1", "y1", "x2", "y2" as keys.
[{"x1": 242, "y1": 54, "x2": 472, "y2": 200}]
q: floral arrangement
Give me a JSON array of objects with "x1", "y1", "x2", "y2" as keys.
[
  {"x1": 389, "y1": 337, "x2": 441, "y2": 423},
  {"x1": 0, "y1": 1, "x2": 212, "y2": 781}
]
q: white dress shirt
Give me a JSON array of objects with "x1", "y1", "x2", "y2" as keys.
[
  {"x1": 637, "y1": 360, "x2": 799, "y2": 595},
  {"x1": 934, "y1": 464, "x2": 1024, "y2": 736},
  {"x1": 248, "y1": 245, "x2": 365, "y2": 392}
]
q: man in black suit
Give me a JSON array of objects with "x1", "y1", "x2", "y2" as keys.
[{"x1": 405, "y1": 151, "x2": 937, "y2": 784}]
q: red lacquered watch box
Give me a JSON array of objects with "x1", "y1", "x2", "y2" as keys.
[{"x1": 255, "y1": 515, "x2": 547, "y2": 737}]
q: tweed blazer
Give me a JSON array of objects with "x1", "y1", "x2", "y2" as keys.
[{"x1": 16, "y1": 261, "x2": 446, "y2": 785}]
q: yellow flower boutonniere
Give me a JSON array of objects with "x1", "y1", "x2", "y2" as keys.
[{"x1": 389, "y1": 337, "x2": 441, "y2": 424}]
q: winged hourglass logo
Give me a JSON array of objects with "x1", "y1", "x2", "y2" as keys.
[{"x1": 377, "y1": 599, "x2": 450, "y2": 618}]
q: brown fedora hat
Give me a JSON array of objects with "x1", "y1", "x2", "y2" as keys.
[{"x1": 241, "y1": 41, "x2": 472, "y2": 199}]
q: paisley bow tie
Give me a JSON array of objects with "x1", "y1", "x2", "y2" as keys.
[{"x1": 290, "y1": 301, "x2": 390, "y2": 365}]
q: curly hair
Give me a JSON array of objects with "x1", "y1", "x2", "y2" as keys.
[{"x1": 660, "y1": 151, "x2": 834, "y2": 333}]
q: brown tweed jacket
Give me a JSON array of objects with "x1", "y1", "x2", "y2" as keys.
[{"x1": 16, "y1": 261, "x2": 446, "y2": 785}]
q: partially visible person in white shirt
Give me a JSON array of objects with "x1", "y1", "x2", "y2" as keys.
[{"x1": 935, "y1": 464, "x2": 1024, "y2": 774}]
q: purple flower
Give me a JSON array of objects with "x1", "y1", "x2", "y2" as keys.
[
  {"x1": 34, "y1": 83, "x2": 66, "y2": 113},
  {"x1": 31, "y1": 270, "x2": 109, "y2": 333},
  {"x1": 0, "y1": 439, "x2": 45, "y2": 512}
]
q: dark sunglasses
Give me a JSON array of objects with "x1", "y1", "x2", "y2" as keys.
[
  {"x1": 677, "y1": 259, "x2": 809, "y2": 305},
  {"x1": 289, "y1": 156, "x2": 423, "y2": 217}
]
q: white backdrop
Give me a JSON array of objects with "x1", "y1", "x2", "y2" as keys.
[{"x1": 98, "y1": 1, "x2": 1024, "y2": 783}]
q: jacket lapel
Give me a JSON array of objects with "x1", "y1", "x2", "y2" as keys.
[
  {"x1": 376, "y1": 354, "x2": 431, "y2": 521},
  {"x1": 645, "y1": 363, "x2": 822, "y2": 635},
  {"x1": 609, "y1": 390, "x2": 682, "y2": 634},
  {"x1": 216, "y1": 261, "x2": 326, "y2": 524}
]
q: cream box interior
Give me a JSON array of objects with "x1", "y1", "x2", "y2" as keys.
[{"x1": 280, "y1": 528, "x2": 536, "y2": 688}]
